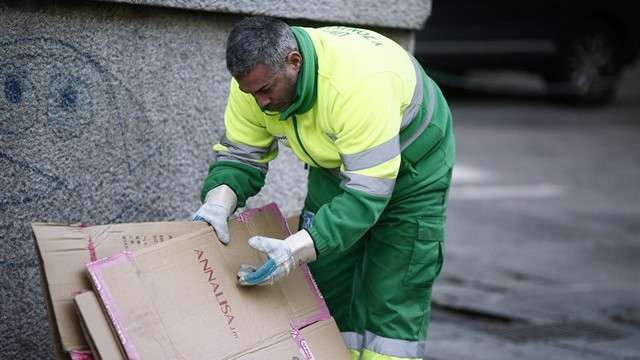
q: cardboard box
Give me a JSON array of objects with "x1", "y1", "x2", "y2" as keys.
[
  {"x1": 74, "y1": 291, "x2": 126, "y2": 360},
  {"x1": 286, "y1": 214, "x2": 300, "y2": 233},
  {"x1": 86, "y1": 204, "x2": 350, "y2": 359},
  {"x1": 32, "y1": 218, "x2": 210, "y2": 357}
]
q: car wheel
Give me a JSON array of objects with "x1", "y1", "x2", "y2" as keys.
[{"x1": 546, "y1": 21, "x2": 621, "y2": 105}]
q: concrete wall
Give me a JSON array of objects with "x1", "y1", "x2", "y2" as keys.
[
  {"x1": 96, "y1": 0, "x2": 431, "y2": 30},
  {"x1": 0, "y1": 0, "x2": 430, "y2": 358}
]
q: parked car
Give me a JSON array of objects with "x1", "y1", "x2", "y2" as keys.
[{"x1": 414, "y1": 0, "x2": 640, "y2": 104}]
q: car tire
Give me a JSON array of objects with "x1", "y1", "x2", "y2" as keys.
[{"x1": 545, "y1": 20, "x2": 622, "y2": 105}]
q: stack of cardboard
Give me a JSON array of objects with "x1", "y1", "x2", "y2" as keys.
[{"x1": 32, "y1": 203, "x2": 350, "y2": 360}]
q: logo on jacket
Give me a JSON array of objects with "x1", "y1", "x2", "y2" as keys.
[
  {"x1": 274, "y1": 134, "x2": 289, "y2": 145},
  {"x1": 323, "y1": 131, "x2": 337, "y2": 142}
]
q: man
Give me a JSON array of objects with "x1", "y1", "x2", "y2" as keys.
[{"x1": 194, "y1": 16, "x2": 455, "y2": 360}]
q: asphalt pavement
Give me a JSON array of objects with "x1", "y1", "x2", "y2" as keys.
[{"x1": 424, "y1": 65, "x2": 640, "y2": 359}]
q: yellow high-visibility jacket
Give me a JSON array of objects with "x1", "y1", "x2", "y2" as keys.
[{"x1": 202, "y1": 26, "x2": 455, "y2": 255}]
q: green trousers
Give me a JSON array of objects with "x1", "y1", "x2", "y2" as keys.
[{"x1": 301, "y1": 158, "x2": 452, "y2": 359}]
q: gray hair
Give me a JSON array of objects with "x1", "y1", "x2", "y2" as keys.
[{"x1": 226, "y1": 16, "x2": 299, "y2": 78}]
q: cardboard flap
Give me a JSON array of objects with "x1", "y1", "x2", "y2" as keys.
[
  {"x1": 74, "y1": 291, "x2": 125, "y2": 360},
  {"x1": 87, "y1": 203, "x2": 333, "y2": 359},
  {"x1": 31, "y1": 220, "x2": 207, "y2": 354},
  {"x1": 297, "y1": 317, "x2": 352, "y2": 359}
]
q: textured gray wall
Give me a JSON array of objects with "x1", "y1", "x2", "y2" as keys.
[
  {"x1": 0, "y1": 0, "x2": 429, "y2": 358},
  {"x1": 96, "y1": 0, "x2": 432, "y2": 30}
]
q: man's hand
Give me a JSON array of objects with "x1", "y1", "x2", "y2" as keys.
[
  {"x1": 238, "y1": 230, "x2": 316, "y2": 286},
  {"x1": 192, "y1": 185, "x2": 237, "y2": 244},
  {"x1": 193, "y1": 203, "x2": 231, "y2": 244}
]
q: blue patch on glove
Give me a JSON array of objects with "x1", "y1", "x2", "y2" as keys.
[
  {"x1": 193, "y1": 215, "x2": 206, "y2": 221},
  {"x1": 242, "y1": 258, "x2": 277, "y2": 285}
]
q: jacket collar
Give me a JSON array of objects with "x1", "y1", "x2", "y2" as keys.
[{"x1": 279, "y1": 27, "x2": 318, "y2": 121}]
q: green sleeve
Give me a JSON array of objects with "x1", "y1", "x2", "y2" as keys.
[
  {"x1": 307, "y1": 187, "x2": 390, "y2": 255},
  {"x1": 200, "y1": 161, "x2": 265, "y2": 207}
]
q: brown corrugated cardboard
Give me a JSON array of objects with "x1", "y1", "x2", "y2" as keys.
[
  {"x1": 32, "y1": 220, "x2": 208, "y2": 357},
  {"x1": 74, "y1": 291, "x2": 125, "y2": 360},
  {"x1": 296, "y1": 317, "x2": 354, "y2": 359},
  {"x1": 286, "y1": 214, "x2": 300, "y2": 233},
  {"x1": 86, "y1": 204, "x2": 350, "y2": 359}
]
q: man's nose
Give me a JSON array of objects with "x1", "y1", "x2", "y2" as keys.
[{"x1": 254, "y1": 94, "x2": 270, "y2": 108}]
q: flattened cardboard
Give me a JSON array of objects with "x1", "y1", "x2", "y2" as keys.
[
  {"x1": 74, "y1": 291, "x2": 125, "y2": 360},
  {"x1": 68, "y1": 350, "x2": 94, "y2": 360},
  {"x1": 286, "y1": 214, "x2": 300, "y2": 234},
  {"x1": 32, "y1": 220, "x2": 208, "y2": 356},
  {"x1": 87, "y1": 204, "x2": 349, "y2": 359},
  {"x1": 296, "y1": 317, "x2": 353, "y2": 359},
  {"x1": 227, "y1": 317, "x2": 347, "y2": 359}
]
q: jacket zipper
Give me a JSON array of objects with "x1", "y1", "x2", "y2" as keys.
[{"x1": 292, "y1": 115, "x2": 321, "y2": 167}]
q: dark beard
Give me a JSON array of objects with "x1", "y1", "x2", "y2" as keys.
[{"x1": 266, "y1": 74, "x2": 297, "y2": 112}]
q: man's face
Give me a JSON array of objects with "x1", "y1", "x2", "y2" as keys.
[{"x1": 236, "y1": 53, "x2": 301, "y2": 112}]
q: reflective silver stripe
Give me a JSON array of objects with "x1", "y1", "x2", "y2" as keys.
[
  {"x1": 340, "y1": 172, "x2": 395, "y2": 197},
  {"x1": 219, "y1": 134, "x2": 276, "y2": 160},
  {"x1": 340, "y1": 135, "x2": 400, "y2": 171},
  {"x1": 216, "y1": 153, "x2": 269, "y2": 173},
  {"x1": 341, "y1": 331, "x2": 363, "y2": 352},
  {"x1": 215, "y1": 134, "x2": 275, "y2": 173},
  {"x1": 364, "y1": 330, "x2": 425, "y2": 358},
  {"x1": 400, "y1": 76, "x2": 435, "y2": 152},
  {"x1": 400, "y1": 55, "x2": 425, "y2": 131},
  {"x1": 328, "y1": 167, "x2": 342, "y2": 178}
]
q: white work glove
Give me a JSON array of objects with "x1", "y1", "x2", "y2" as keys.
[
  {"x1": 237, "y1": 230, "x2": 317, "y2": 286},
  {"x1": 192, "y1": 185, "x2": 237, "y2": 244}
]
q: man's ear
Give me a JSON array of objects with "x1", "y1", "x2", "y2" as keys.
[{"x1": 287, "y1": 51, "x2": 302, "y2": 71}]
